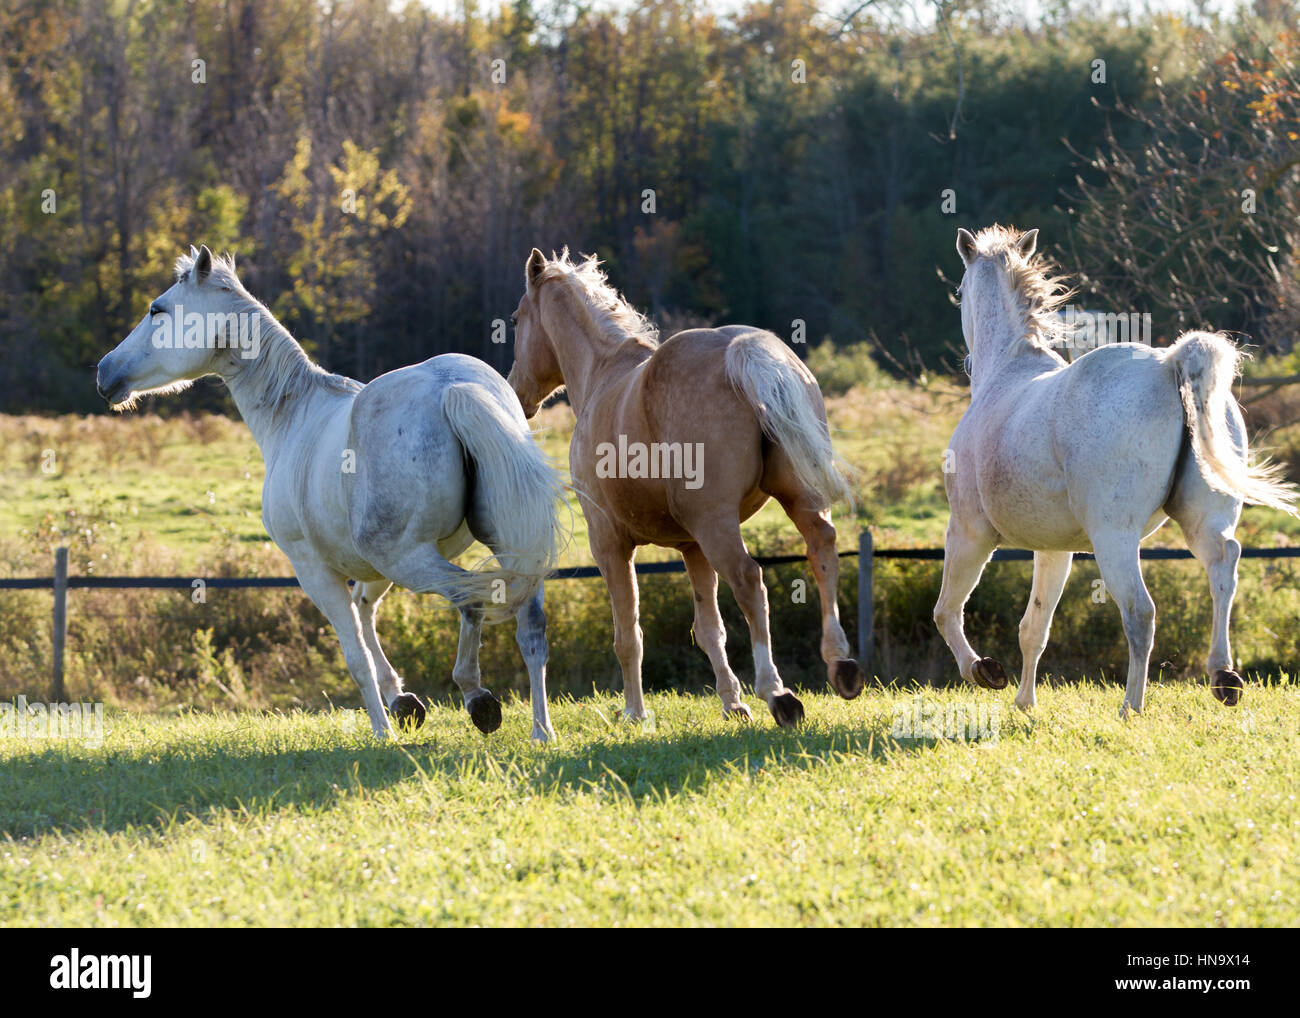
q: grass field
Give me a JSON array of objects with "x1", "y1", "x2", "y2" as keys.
[{"x1": 2, "y1": 684, "x2": 1297, "y2": 927}]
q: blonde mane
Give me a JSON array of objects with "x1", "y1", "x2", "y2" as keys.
[
  {"x1": 538, "y1": 249, "x2": 659, "y2": 349},
  {"x1": 967, "y1": 225, "x2": 1074, "y2": 350}
]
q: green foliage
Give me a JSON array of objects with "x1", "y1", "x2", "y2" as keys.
[{"x1": 0, "y1": 2, "x2": 1250, "y2": 412}]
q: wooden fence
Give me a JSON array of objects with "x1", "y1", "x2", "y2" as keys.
[{"x1": 4, "y1": 535, "x2": 1300, "y2": 700}]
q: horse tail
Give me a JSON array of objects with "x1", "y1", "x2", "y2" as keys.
[
  {"x1": 724, "y1": 331, "x2": 853, "y2": 509},
  {"x1": 1170, "y1": 331, "x2": 1298, "y2": 515},
  {"x1": 439, "y1": 382, "x2": 565, "y2": 622}
]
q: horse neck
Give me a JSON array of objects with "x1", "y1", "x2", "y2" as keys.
[
  {"x1": 222, "y1": 312, "x2": 345, "y2": 460},
  {"x1": 966, "y1": 267, "x2": 1056, "y2": 394},
  {"x1": 545, "y1": 289, "x2": 650, "y2": 417}
]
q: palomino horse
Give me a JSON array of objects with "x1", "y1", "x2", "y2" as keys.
[
  {"x1": 507, "y1": 249, "x2": 861, "y2": 727},
  {"x1": 938, "y1": 225, "x2": 1297, "y2": 716},
  {"x1": 96, "y1": 246, "x2": 564, "y2": 740}
]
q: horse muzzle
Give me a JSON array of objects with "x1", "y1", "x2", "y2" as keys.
[{"x1": 95, "y1": 361, "x2": 129, "y2": 405}]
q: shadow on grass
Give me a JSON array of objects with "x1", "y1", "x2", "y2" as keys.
[{"x1": 0, "y1": 707, "x2": 980, "y2": 839}]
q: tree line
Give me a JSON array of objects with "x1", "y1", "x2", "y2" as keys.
[{"x1": 0, "y1": 0, "x2": 1296, "y2": 415}]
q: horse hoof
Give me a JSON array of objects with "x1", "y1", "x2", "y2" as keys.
[
  {"x1": 1211, "y1": 670, "x2": 1244, "y2": 707},
  {"x1": 467, "y1": 692, "x2": 502, "y2": 734},
  {"x1": 768, "y1": 692, "x2": 805, "y2": 728},
  {"x1": 390, "y1": 692, "x2": 426, "y2": 730},
  {"x1": 972, "y1": 657, "x2": 1008, "y2": 690},
  {"x1": 724, "y1": 703, "x2": 754, "y2": 722},
  {"x1": 829, "y1": 659, "x2": 865, "y2": 700}
]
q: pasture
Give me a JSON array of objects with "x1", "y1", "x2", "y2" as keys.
[
  {"x1": 2, "y1": 685, "x2": 1296, "y2": 927},
  {"x1": 5, "y1": 327, "x2": 1300, "y2": 934}
]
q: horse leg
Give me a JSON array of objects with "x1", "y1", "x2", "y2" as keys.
[
  {"x1": 590, "y1": 527, "x2": 646, "y2": 722},
  {"x1": 451, "y1": 603, "x2": 501, "y2": 734},
  {"x1": 292, "y1": 559, "x2": 392, "y2": 739},
  {"x1": 933, "y1": 518, "x2": 1002, "y2": 689},
  {"x1": 680, "y1": 543, "x2": 752, "y2": 720},
  {"x1": 1015, "y1": 551, "x2": 1072, "y2": 710},
  {"x1": 1173, "y1": 501, "x2": 1245, "y2": 707},
  {"x1": 514, "y1": 586, "x2": 555, "y2": 741},
  {"x1": 1091, "y1": 535, "x2": 1156, "y2": 717},
  {"x1": 692, "y1": 517, "x2": 803, "y2": 728},
  {"x1": 353, "y1": 580, "x2": 426, "y2": 728},
  {"x1": 775, "y1": 497, "x2": 862, "y2": 699}
]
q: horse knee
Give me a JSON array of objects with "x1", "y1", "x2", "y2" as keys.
[
  {"x1": 613, "y1": 624, "x2": 642, "y2": 664},
  {"x1": 729, "y1": 559, "x2": 766, "y2": 606},
  {"x1": 1122, "y1": 596, "x2": 1155, "y2": 643},
  {"x1": 1018, "y1": 618, "x2": 1048, "y2": 658}
]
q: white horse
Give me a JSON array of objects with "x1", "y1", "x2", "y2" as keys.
[
  {"x1": 96, "y1": 245, "x2": 564, "y2": 740},
  {"x1": 938, "y1": 225, "x2": 1297, "y2": 716}
]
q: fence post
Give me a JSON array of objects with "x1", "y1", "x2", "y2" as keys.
[
  {"x1": 857, "y1": 529, "x2": 873, "y2": 675},
  {"x1": 52, "y1": 546, "x2": 68, "y2": 703}
]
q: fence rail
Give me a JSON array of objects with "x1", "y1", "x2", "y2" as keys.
[{"x1": 6, "y1": 534, "x2": 1300, "y2": 701}]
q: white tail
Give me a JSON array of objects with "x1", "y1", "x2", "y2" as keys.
[
  {"x1": 439, "y1": 382, "x2": 566, "y2": 622},
  {"x1": 1170, "y1": 331, "x2": 1298, "y2": 515},
  {"x1": 724, "y1": 331, "x2": 853, "y2": 508}
]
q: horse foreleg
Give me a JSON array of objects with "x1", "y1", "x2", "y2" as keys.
[
  {"x1": 514, "y1": 586, "x2": 554, "y2": 741},
  {"x1": 1015, "y1": 551, "x2": 1072, "y2": 710},
  {"x1": 353, "y1": 580, "x2": 426, "y2": 728},
  {"x1": 1091, "y1": 536, "x2": 1155, "y2": 717},
  {"x1": 293, "y1": 560, "x2": 392, "y2": 739},
  {"x1": 934, "y1": 520, "x2": 1000, "y2": 689},
  {"x1": 680, "y1": 543, "x2": 751, "y2": 720},
  {"x1": 590, "y1": 529, "x2": 647, "y2": 722}
]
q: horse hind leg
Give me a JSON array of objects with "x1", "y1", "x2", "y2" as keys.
[
  {"x1": 1090, "y1": 535, "x2": 1156, "y2": 717},
  {"x1": 1015, "y1": 551, "x2": 1072, "y2": 710},
  {"x1": 513, "y1": 586, "x2": 555, "y2": 742},
  {"x1": 1170, "y1": 494, "x2": 1245, "y2": 707},
  {"x1": 451, "y1": 603, "x2": 502, "y2": 734},
  {"x1": 691, "y1": 517, "x2": 803, "y2": 728},
  {"x1": 773, "y1": 491, "x2": 863, "y2": 700},
  {"x1": 934, "y1": 517, "x2": 1002, "y2": 690},
  {"x1": 680, "y1": 543, "x2": 752, "y2": 720},
  {"x1": 352, "y1": 580, "x2": 426, "y2": 729}
]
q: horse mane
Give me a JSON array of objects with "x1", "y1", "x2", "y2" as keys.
[
  {"x1": 174, "y1": 249, "x2": 362, "y2": 417},
  {"x1": 968, "y1": 225, "x2": 1074, "y2": 351},
  {"x1": 537, "y1": 249, "x2": 659, "y2": 349}
]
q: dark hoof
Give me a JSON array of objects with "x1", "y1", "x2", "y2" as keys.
[
  {"x1": 972, "y1": 657, "x2": 1008, "y2": 690},
  {"x1": 829, "y1": 659, "x2": 865, "y2": 700},
  {"x1": 467, "y1": 692, "x2": 503, "y2": 734},
  {"x1": 768, "y1": 691, "x2": 805, "y2": 729},
  {"x1": 724, "y1": 703, "x2": 754, "y2": 722},
  {"x1": 390, "y1": 692, "x2": 426, "y2": 730},
  {"x1": 1211, "y1": 670, "x2": 1244, "y2": 707}
]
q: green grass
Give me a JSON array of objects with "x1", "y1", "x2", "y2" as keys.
[{"x1": 2, "y1": 684, "x2": 1296, "y2": 927}]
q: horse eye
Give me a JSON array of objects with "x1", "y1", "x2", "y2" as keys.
[
  {"x1": 150, "y1": 303, "x2": 165, "y2": 316},
  {"x1": 510, "y1": 312, "x2": 518, "y2": 325}
]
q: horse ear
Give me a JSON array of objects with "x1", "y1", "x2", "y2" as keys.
[
  {"x1": 525, "y1": 248, "x2": 546, "y2": 292},
  {"x1": 194, "y1": 245, "x2": 213, "y2": 283},
  {"x1": 956, "y1": 228, "x2": 978, "y2": 267},
  {"x1": 1017, "y1": 229, "x2": 1039, "y2": 259}
]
